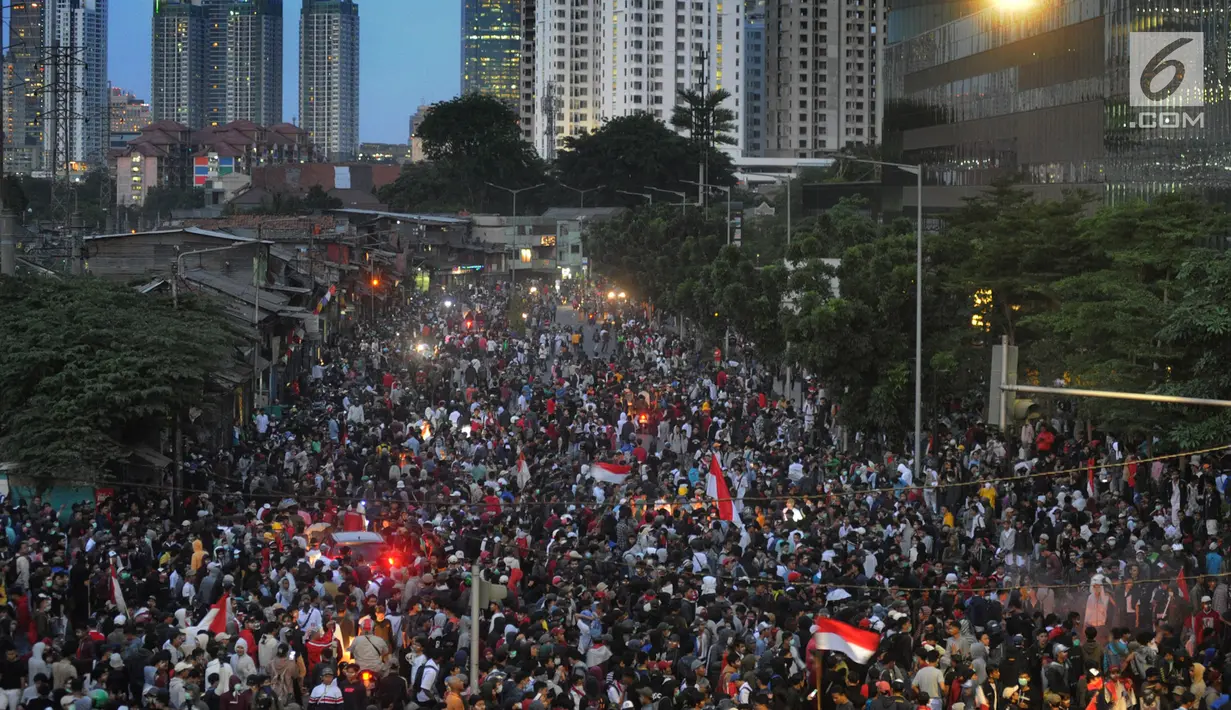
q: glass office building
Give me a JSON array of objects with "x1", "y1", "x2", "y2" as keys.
[
  {"x1": 461, "y1": 0, "x2": 522, "y2": 104},
  {"x1": 884, "y1": 0, "x2": 1231, "y2": 206}
]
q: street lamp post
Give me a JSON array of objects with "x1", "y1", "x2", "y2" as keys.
[
  {"x1": 683, "y1": 180, "x2": 732, "y2": 245},
  {"x1": 559, "y1": 183, "x2": 606, "y2": 208},
  {"x1": 485, "y1": 181, "x2": 544, "y2": 217},
  {"x1": 616, "y1": 190, "x2": 653, "y2": 205},
  {"x1": 646, "y1": 187, "x2": 687, "y2": 215},
  {"x1": 825, "y1": 155, "x2": 924, "y2": 480}
]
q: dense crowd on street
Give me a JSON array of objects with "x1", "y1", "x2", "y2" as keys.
[{"x1": 0, "y1": 279, "x2": 1229, "y2": 710}]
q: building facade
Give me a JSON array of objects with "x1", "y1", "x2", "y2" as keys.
[
  {"x1": 204, "y1": 0, "x2": 229, "y2": 127},
  {"x1": 299, "y1": 0, "x2": 360, "y2": 161},
  {"x1": 110, "y1": 87, "x2": 152, "y2": 149},
  {"x1": 883, "y1": 0, "x2": 1231, "y2": 207},
  {"x1": 226, "y1": 0, "x2": 283, "y2": 125},
  {"x1": 461, "y1": 0, "x2": 522, "y2": 103},
  {"x1": 43, "y1": 0, "x2": 109, "y2": 173},
  {"x1": 518, "y1": 0, "x2": 537, "y2": 141},
  {"x1": 3, "y1": 0, "x2": 45, "y2": 175},
  {"x1": 764, "y1": 0, "x2": 885, "y2": 158},
  {"x1": 599, "y1": 0, "x2": 745, "y2": 153},
  {"x1": 744, "y1": 0, "x2": 767, "y2": 156},
  {"x1": 531, "y1": 0, "x2": 602, "y2": 158},
  {"x1": 409, "y1": 104, "x2": 430, "y2": 162},
  {"x1": 151, "y1": 0, "x2": 207, "y2": 129}
]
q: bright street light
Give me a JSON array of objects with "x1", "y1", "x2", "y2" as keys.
[
  {"x1": 607, "y1": 291, "x2": 616, "y2": 300},
  {"x1": 618, "y1": 291, "x2": 626, "y2": 299}
]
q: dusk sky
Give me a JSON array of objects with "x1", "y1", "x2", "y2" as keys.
[{"x1": 107, "y1": 0, "x2": 463, "y2": 143}]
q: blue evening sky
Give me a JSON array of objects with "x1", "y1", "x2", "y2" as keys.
[{"x1": 107, "y1": 0, "x2": 462, "y2": 143}]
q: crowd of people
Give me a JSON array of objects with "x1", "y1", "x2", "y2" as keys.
[{"x1": 0, "y1": 279, "x2": 1229, "y2": 710}]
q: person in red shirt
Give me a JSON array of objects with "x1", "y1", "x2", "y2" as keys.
[
  {"x1": 342, "y1": 506, "x2": 364, "y2": 532},
  {"x1": 632, "y1": 442, "x2": 648, "y2": 463},
  {"x1": 1188, "y1": 595, "x2": 1223, "y2": 647}
]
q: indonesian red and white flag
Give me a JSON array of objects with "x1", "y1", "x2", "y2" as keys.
[
  {"x1": 207, "y1": 592, "x2": 230, "y2": 635},
  {"x1": 589, "y1": 461, "x2": 632, "y2": 485},
  {"x1": 515, "y1": 453, "x2": 531, "y2": 490},
  {"x1": 813, "y1": 617, "x2": 880, "y2": 664},
  {"x1": 109, "y1": 564, "x2": 127, "y2": 614},
  {"x1": 706, "y1": 455, "x2": 736, "y2": 522}
]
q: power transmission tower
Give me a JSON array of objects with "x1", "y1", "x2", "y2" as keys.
[
  {"x1": 37, "y1": 42, "x2": 88, "y2": 227},
  {"x1": 541, "y1": 81, "x2": 561, "y2": 161}
]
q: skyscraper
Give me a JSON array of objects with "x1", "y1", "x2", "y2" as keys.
[
  {"x1": 599, "y1": 0, "x2": 744, "y2": 151},
  {"x1": 3, "y1": 1, "x2": 46, "y2": 175},
  {"x1": 226, "y1": 0, "x2": 283, "y2": 125},
  {"x1": 764, "y1": 0, "x2": 884, "y2": 157},
  {"x1": 743, "y1": 0, "x2": 766, "y2": 157},
  {"x1": 531, "y1": 0, "x2": 601, "y2": 159},
  {"x1": 517, "y1": 0, "x2": 535, "y2": 141},
  {"x1": 43, "y1": 0, "x2": 108, "y2": 173},
  {"x1": 460, "y1": 0, "x2": 520, "y2": 104},
  {"x1": 203, "y1": 0, "x2": 228, "y2": 126},
  {"x1": 151, "y1": 0, "x2": 207, "y2": 129},
  {"x1": 299, "y1": 0, "x2": 359, "y2": 161}
]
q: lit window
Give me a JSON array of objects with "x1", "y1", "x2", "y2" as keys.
[{"x1": 519, "y1": 248, "x2": 532, "y2": 263}]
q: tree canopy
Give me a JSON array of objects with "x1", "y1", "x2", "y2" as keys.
[
  {"x1": 584, "y1": 181, "x2": 1231, "y2": 448},
  {"x1": 0, "y1": 277, "x2": 243, "y2": 485},
  {"x1": 380, "y1": 99, "x2": 736, "y2": 215},
  {"x1": 554, "y1": 113, "x2": 734, "y2": 206}
]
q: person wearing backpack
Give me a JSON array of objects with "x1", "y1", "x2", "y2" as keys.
[{"x1": 410, "y1": 647, "x2": 440, "y2": 710}]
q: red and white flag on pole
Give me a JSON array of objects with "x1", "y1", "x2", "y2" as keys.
[
  {"x1": 515, "y1": 453, "x2": 531, "y2": 490},
  {"x1": 813, "y1": 617, "x2": 880, "y2": 664},
  {"x1": 109, "y1": 563, "x2": 127, "y2": 614},
  {"x1": 589, "y1": 461, "x2": 632, "y2": 485},
  {"x1": 706, "y1": 455, "x2": 736, "y2": 522},
  {"x1": 207, "y1": 592, "x2": 230, "y2": 635}
]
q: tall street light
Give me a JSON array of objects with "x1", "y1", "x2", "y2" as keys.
[
  {"x1": 683, "y1": 180, "x2": 732, "y2": 244},
  {"x1": 486, "y1": 182, "x2": 544, "y2": 217},
  {"x1": 824, "y1": 154, "x2": 925, "y2": 481},
  {"x1": 559, "y1": 183, "x2": 606, "y2": 208},
  {"x1": 646, "y1": 186, "x2": 686, "y2": 214},
  {"x1": 617, "y1": 189, "x2": 653, "y2": 205}
]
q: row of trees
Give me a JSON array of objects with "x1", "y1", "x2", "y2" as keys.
[
  {"x1": 586, "y1": 184, "x2": 1231, "y2": 448},
  {"x1": 0, "y1": 278, "x2": 243, "y2": 484},
  {"x1": 378, "y1": 92, "x2": 740, "y2": 214}
]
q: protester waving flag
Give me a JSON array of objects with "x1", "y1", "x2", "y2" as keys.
[{"x1": 813, "y1": 617, "x2": 880, "y2": 664}]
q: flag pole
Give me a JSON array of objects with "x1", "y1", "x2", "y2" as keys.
[{"x1": 816, "y1": 650, "x2": 824, "y2": 710}]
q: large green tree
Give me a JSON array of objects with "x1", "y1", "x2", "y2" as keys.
[
  {"x1": 382, "y1": 94, "x2": 548, "y2": 214},
  {"x1": 582, "y1": 204, "x2": 728, "y2": 310},
  {"x1": 1022, "y1": 193, "x2": 1231, "y2": 437},
  {"x1": 553, "y1": 113, "x2": 735, "y2": 206},
  {"x1": 0, "y1": 277, "x2": 243, "y2": 485}
]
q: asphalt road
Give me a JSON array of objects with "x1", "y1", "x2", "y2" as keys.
[{"x1": 555, "y1": 306, "x2": 600, "y2": 359}]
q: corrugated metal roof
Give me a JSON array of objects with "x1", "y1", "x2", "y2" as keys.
[
  {"x1": 84, "y1": 227, "x2": 266, "y2": 243},
  {"x1": 182, "y1": 268, "x2": 290, "y2": 311},
  {"x1": 135, "y1": 278, "x2": 168, "y2": 294},
  {"x1": 330, "y1": 208, "x2": 470, "y2": 226}
]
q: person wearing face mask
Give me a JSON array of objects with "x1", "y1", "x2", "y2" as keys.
[{"x1": 1004, "y1": 672, "x2": 1039, "y2": 710}]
